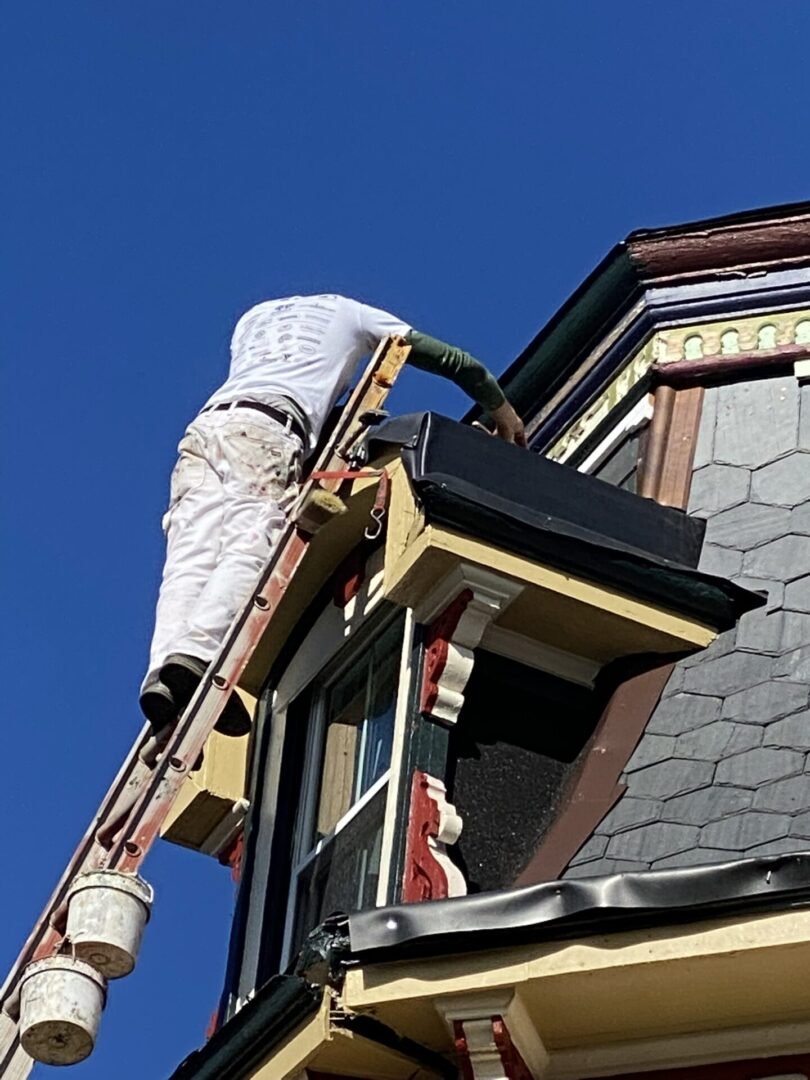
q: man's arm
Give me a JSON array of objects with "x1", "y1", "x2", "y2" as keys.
[{"x1": 405, "y1": 329, "x2": 527, "y2": 447}]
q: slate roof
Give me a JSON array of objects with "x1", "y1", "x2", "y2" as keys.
[{"x1": 564, "y1": 376, "x2": 810, "y2": 877}]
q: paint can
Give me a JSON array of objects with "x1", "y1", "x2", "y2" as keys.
[
  {"x1": 65, "y1": 870, "x2": 154, "y2": 978},
  {"x1": 19, "y1": 956, "x2": 107, "y2": 1065}
]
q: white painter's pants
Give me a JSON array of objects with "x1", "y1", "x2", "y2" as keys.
[{"x1": 143, "y1": 406, "x2": 303, "y2": 688}]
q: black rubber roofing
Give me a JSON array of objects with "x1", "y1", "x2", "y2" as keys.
[
  {"x1": 368, "y1": 412, "x2": 762, "y2": 630},
  {"x1": 348, "y1": 852, "x2": 810, "y2": 962}
]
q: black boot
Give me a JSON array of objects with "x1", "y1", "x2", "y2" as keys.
[
  {"x1": 160, "y1": 653, "x2": 252, "y2": 737},
  {"x1": 139, "y1": 676, "x2": 179, "y2": 739}
]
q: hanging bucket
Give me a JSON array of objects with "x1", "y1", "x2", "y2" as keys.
[
  {"x1": 65, "y1": 871, "x2": 154, "y2": 979},
  {"x1": 19, "y1": 956, "x2": 107, "y2": 1065}
]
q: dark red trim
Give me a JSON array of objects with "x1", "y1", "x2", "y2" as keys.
[
  {"x1": 401, "y1": 771, "x2": 449, "y2": 903},
  {"x1": 491, "y1": 1016, "x2": 534, "y2": 1079},
  {"x1": 217, "y1": 830, "x2": 245, "y2": 885},
  {"x1": 420, "y1": 589, "x2": 473, "y2": 715},
  {"x1": 651, "y1": 344, "x2": 810, "y2": 388}
]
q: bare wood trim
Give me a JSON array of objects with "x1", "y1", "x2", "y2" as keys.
[
  {"x1": 636, "y1": 386, "x2": 675, "y2": 501},
  {"x1": 514, "y1": 663, "x2": 674, "y2": 886},
  {"x1": 653, "y1": 386, "x2": 704, "y2": 509},
  {"x1": 652, "y1": 343, "x2": 810, "y2": 388}
]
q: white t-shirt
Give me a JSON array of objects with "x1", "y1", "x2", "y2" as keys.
[{"x1": 203, "y1": 295, "x2": 411, "y2": 449}]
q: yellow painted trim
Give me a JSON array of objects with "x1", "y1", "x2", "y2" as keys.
[
  {"x1": 343, "y1": 908, "x2": 810, "y2": 1053},
  {"x1": 384, "y1": 520, "x2": 716, "y2": 651},
  {"x1": 252, "y1": 994, "x2": 331, "y2": 1079},
  {"x1": 161, "y1": 722, "x2": 250, "y2": 852}
]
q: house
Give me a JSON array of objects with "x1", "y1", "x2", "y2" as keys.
[{"x1": 168, "y1": 200, "x2": 810, "y2": 1080}]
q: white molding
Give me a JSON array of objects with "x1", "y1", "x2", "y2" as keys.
[
  {"x1": 795, "y1": 357, "x2": 810, "y2": 382},
  {"x1": 414, "y1": 562, "x2": 523, "y2": 625},
  {"x1": 437, "y1": 989, "x2": 549, "y2": 1079},
  {"x1": 419, "y1": 564, "x2": 523, "y2": 726},
  {"x1": 199, "y1": 798, "x2": 250, "y2": 858},
  {"x1": 481, "y1": 625, "x2": 599, "y2": 687},
  {"x1": 578, "y1": 394, "x2": 654, "y2": 476},
  {"x1": 376, "y1": 609, "x2": 416, "y2": 904},
  {"x1": 546, "y1": 1019, "x2": 810, "y2": 1079}
]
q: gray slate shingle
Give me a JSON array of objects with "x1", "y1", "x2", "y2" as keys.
[
  {"x1": 606, "y1": 822, "x2": 700, "y2": 862},
  {"x1": 674, "y1": 720, "x2": 761, "y2": 761},
  {"x1": 721, "y1": 680, "x2": 809, "y2": 723},
  {"x1": 763, "y1": 712, "x2": 810, "y2": 750},
  {"x1": 753, "y1": 772, "x2": 810, "y2": 812},
  {"x1": 750, "y1": 452, "x2": 810, "y2": 508},
  {"x1": 707, "y1": 502, "x2": 792, "y2": 550},
  {"x1": 715, "y1": 746, "x2": 804, "y2": 788},
  {"x1": 647, "y1": 693, "x2": 722, "y2": 736},
  {"x1": 700, "y1": 811, "x2": 791, "y2": 850},
  {"x1": 714, "y1": 379, "x2": 799, "y2": 468},
  {"x1": 661, "y1": 786, "x2": 752, "y2": 826},
  {"x1": 683, "y1": 652, "x2": 774, "y2": 697},
  {"x1": 742, "y1": 534, "x2": 810, "y2": 581},
  {"x1": 784, "y1": 576, "x2": 810, "y2": 613},
  {"x1": 595, "y1": 797, "x2": 664, "y2": 834},
  {"x1": 689, "y1": 464, "x2": 751, "y2": 517},
  {"x1": 626, "y1": 759, "x2": 715, "y2": 799}
]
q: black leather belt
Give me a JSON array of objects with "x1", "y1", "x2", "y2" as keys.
[{"x1": 202, "y1": 400, "x2": 306, "y2": 445}]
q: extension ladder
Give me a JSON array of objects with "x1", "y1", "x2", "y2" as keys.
[{"x1": 0, "y1": 336, "x2": 411, "y2": 1078}]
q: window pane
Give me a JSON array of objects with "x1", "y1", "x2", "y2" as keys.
[
  {"x1": 292, "y1": 784, "x2": 387, "y2": 957},
  {"x1": 355, "y1": 621, "x2": 401, "y2": 799},
  {"x1": 310, "y1": 617, "x2": 402, "y2": 843}
]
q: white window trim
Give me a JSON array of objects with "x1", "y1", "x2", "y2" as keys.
[
  {"x1": 279, "y1": 607, "x2": 408, "y2": 969},
  {"x1": 238, "y1": 547, "x2": 391, "y2": 998},
  {"x1": 577, "y1": 393, "x2": 654, "y2": 475}
]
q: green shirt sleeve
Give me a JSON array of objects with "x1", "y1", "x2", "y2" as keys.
[{"x1": 405, "y1": 329, "x2": 506, "y2": 413}]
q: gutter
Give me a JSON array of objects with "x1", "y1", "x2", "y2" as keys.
[{"x1": 169, "y1": 975, "x2": 321, "y2": 1080}]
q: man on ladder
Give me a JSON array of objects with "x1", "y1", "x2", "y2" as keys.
[{"x1": 139, "y1": 294, "x2": 526, "y2": 740}]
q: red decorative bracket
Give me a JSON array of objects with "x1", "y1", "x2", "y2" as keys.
[
  {"x1": 420, "y1": 589, "x2": 473, "y2": 715},
  {"x1": 402, "y1": 770, "x2": 465, "y2": 903}
]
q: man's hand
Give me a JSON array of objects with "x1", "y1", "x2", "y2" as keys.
[{"x1": 490, "y1": 401, "x2": 527, "y2": 447}]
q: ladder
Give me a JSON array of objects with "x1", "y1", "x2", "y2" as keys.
[{"x1": 0, "y1": 336, "x2": 411, "y2": 1078}]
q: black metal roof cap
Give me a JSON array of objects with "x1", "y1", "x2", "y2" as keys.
[
  {"x1": 348, "y1": 852, "x2": 810, "y2": 964},
  {"x1": 368, "y1": 412, "x2": 762, "y2": 630}
]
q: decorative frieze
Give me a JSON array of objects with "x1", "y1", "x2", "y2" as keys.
[{"x1": 549, "y1": 308, "x2": 810, "y2": 464}]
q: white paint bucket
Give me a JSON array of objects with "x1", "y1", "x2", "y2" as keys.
[
  {"x1": 19, "y1": 956, "x2": 107, "y2": 1065},
  {"x1": 65, "y1": 871, "x2": 154, "y2": 979}
]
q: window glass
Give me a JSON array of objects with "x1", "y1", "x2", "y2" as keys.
[
  {"x1": 591, "y1": 428, "x2": 645, "y2": 492},
  {"x1": 310, "y1": 618, "x2": 400, "y2": 844},
  {"x1": 288, "y1": 613, "x2": 403, "y2": 957}
]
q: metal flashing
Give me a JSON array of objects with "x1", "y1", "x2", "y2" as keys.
[{"x1": 347, "y1": 852, "x2": 810, "y2": 962}]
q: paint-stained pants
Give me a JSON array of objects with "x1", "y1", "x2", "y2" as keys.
[{"x1": 142, "y1": 405, "x2": 302, "y2": 688}]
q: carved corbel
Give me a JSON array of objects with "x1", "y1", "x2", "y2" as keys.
[
  {"x1": 419, "y1": 566, "x2": 522, "y2": 725},
  {"x1": 438, "y1": 991, "x2": 548, "y2": 1080},
  {"x1": 402, "y1": 770, "x2": 465, "y2": 903}
]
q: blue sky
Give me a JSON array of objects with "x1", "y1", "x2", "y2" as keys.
[{"x1": 1, "y1": 3, "x2": 808, "y2": 1076}]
